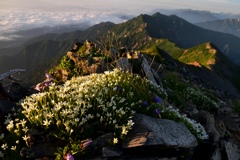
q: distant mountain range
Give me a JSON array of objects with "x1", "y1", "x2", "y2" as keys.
[
  {"x1": 158, "y1": 9, "x2": 218, "y2": 23},
  {"x1": 0, "y1": 22, "x2": 90, "y2": 51},
  {"x1": 110, "y1": 12, "x2": 240, "y2": 63},
  {"x1": 0, "y1": 12, "x2": 240, "y2": 89},
  {"x1": 195, "y1": 18, "x2": 240, "y2": 38},
  {"x1": 157, "y1": 9, "x2": 240, "y2": 23},
  {"x1": 156, "y1": 9, "x2": 240, "y2": 38}
]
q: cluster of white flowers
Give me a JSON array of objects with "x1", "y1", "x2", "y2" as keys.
[
  {"x1": 0, "y1": 126, "x2": 19, "y2": 158},
  {"x1": 4, "y1": 108, "x2": 29, "y2": 136},
  {"x1": 148, "y1": 80, "x2": 167, "y2": 98},
  {"x1": 4, "y1": 69, "x2": 159, "y2": 158},
  {"x1": 18, "y1": 69, "x2": 144, "y2": 143},
  {"x1": 160, "y1": 105, "x2": 208, "y2": 140},
  {"x1": 183, "y1": 87, "x2": 219, "y2": 110}
]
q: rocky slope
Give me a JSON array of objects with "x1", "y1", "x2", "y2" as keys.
[{"x1": 1, "y1": 41, "x2": 240, "y2": 160}]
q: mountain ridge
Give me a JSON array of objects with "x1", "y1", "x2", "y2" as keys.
[
  {"x1": 0, "y1": 12, "x2": 240, "y2": 92},
  {"x1": 142, "y1": 38, "x2": 240, "y2": 98},
  {"x1": 137, "y1": 13, "x2": 240, "y2": 65}
]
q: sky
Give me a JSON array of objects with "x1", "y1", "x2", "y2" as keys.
[
  {"x1": 1, "y1": 0, "x2": 240, "y2": 13},
  {"x1": 1, "y1": 0, "x2": 240, "y2": 41}
]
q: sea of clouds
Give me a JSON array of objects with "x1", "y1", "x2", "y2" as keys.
[{"x1": 0, "y1": 8, "x2": 133, "y2": 41}]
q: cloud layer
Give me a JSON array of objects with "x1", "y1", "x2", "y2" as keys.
[
  {"x1": 1, "y1": 0, "x2": 240, "y2": 42},
  {"x1": 0, "y1": 8, "x2": 132, "y2": 41}
]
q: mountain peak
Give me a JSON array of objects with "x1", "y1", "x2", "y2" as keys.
[{"x1": 152, "y1": 12, "x2": 165, "y2": 17}]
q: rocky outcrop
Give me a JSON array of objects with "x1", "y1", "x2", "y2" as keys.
[
  {"x1": 123, "y1": 113, "x2": 198, "y2": 149},
  {"x1": 80, "y1": 113, "x2": 198, "y2": 160},
  {"x1": 116, "y1": 57, "x2": 131, "y2": 72},
  {"x1": 15, "y1": 114, "x2": 198, "y2": 160},
  {"x1": 0, "y1": 69, "x2": 25, "y2": 81},
  {"x1": 223, "y1": 140, "x2": 240, "y2": 160},
  {"x1": 141, "y1": 55, "x2": 158, "y2": 85},
  {"x1": 0, "y1": 82, "x2": 37, "y2": 130}
]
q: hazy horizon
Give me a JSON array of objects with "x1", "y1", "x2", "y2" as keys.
[{"x1": 1, "y1": 0, "x2": 240, "y2": 14}]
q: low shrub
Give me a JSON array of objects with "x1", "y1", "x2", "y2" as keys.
[{"x1": 0, "y1": 69, "x2": 208, "y2": 159}]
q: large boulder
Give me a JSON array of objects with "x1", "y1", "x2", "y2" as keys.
[{"x1": 123, "y1": 113, "x2": 198, "y2": 149}]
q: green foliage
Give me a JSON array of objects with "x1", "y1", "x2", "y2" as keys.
[
  {"x1": 233, "y1": 100, "x2": 240, "y2": 113},
  {"x1": 183, "y1": 87, "x2": 219, "y2": 111},
  {"x1": 58, "y1": 55, "x2": 75, "y2": 71},
  {"x1": 233, "y1": 77, "x2": 240, "y2": 91},
  {"x1": 55, "y1": 55, "x2": 79, "y2": 79},
  {"x1": 163, "y1": 72, "x2": 219, "y2": 111},
  {"x1": 163, "y1": 72, "x2": 190, "y2": 90},
  {"x1": 77, "y1": 44, "x2": 87, "y2": 55},
  {"x1": 167, "y1": 90, "x2": 187, "y2": 109},
  {"x1": 201, "y1": 88, "x2": 220, "y2": 103}
]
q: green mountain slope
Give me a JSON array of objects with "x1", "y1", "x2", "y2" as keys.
[
  {"x1": 142, "y1": 38, "x2": 240, "y2": 97},
  {"x1": 112, "y1": 12, "x2": 240, "y2": 65},
  {"x1": 142, "y1": 38, "x2": 184, "y2": 58},
  {"x1": 179, "y1": 42, "x2": 240, "y2": 81}
]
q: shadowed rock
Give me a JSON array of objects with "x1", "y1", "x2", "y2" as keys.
[
  {"x1": 223, "y1": 140, "x2": 240, "y2": 160},
  {"x1": 123, "y1": 113, "x2": 198, "y2": 149}
]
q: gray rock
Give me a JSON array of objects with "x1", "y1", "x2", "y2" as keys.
[
  {"x1": 151, "y1": 69, "x2": 163, "y2": 88},
  {"x1": 223, "y1": 141, "x2": 240, "y2": 160},
  {"x1": 141, "y1": 56, "x2": 157, "y2": 85},
  {"x1": 102, "y1": 145, "x2": 123, "y2": 158},
  {"x1": 128, "y1": 158, "x2": 177, "y2": 160},
  {"x1": 8, "y1": 82, "x2": 37, "y2": 101},
  {"x1": 92, "y1": 132, "x2": 114, "y2": 148},
  {"x1": 116, "y1": 57, "x2": 131, "y2": 72},
  {"x1": 0, "y1": 69, "x2": 25, "y2": 81},
  {"x1": 0, "y1": 83, "x2": 8, "y2": 99},
  {"x1": 20, "y1": 142, "x2": 58, "y2": 159},
  {"x1": 123, "y1": 113, "x2": 198, "y2": 149},
  {"x1": 219, "y1": 106, "x2": 234, "y2": 114},
  {"x1": 215, "y1": 121, "x2": 229, "y2": 139},
  {"x1": 90, "y1": 132, "x2": 114, "y2": 155},
  {"x1": 196, "y1": 110, "x2": 220, "y2": 141},
  {"x1": 211, "y1": 148, "x2": 221, "y2": 160},
  {"x1": 0, "y1": 100, "x2": 17, "y2": 121}
]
